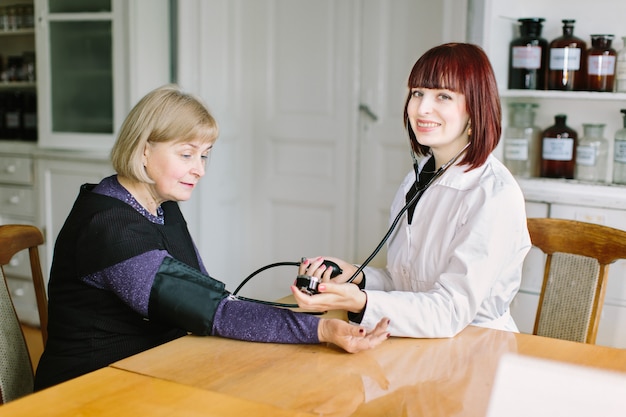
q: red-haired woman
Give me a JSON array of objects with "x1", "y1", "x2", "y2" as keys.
[{"x1": 293, "y1": 43, "x2": 531, "y2": 338}]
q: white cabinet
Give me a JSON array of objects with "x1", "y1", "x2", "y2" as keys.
[
  {"x1": 510, "y1": 180, "x2": 626, "y2": 348},
  {"x1": 35, "y1": 0, "x2": 170, "y2": 151},
  {"x1": 35, "y1": 152, "x2": 114, "y2": 283},
  {"x1": 0, "y1": 141, "x2": 40, "y2": 325},
  {"x1": 474, "y1": 0, "x2": 626, "y2": 348}
]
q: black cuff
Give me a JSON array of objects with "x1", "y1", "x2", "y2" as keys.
[
  {"x1": 148, "y1": 256, "x2": 230, "y2": 335},
  {"x1": 357, "y1": 271, "x2": 366, "y2": 289},
  {"x1": 347, "y1": 284, "x2": 367, "y2": 324}
]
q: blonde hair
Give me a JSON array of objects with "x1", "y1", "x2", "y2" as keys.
[{"x1": 111, "y1": 84, "x2": 219, "y2": 183}]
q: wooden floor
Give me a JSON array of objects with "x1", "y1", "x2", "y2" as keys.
[{"x1": 21, "y1": 325, "x2": 44, "y2": 370}]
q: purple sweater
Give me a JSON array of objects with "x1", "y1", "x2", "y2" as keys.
[{"x1": 86, "y1": 175, "x2": 319, "y2": 344}]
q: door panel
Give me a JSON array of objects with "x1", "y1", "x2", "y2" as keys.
[{"x1": 354, "y1": 0, "x2": 452, "y2": 267}]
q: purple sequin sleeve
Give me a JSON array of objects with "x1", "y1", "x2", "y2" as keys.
[
  {"x1": 212, "y1": 297, "x2": 320, "y2": 344},
  {"x1": 82, "y1": 250, "x2": 169, "y2": 317}
]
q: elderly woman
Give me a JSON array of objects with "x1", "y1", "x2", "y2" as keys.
[{"x1": 35, "y1": 85, "x2": 389, "y2": 390}]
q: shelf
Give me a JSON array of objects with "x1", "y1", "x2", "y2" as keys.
[
  {"x1": 501, "y1": 90, "x2": 626, "y2": 101},
  {"x1": 0, "y1": 81, "x2": 36, "y2": 90},
  {"x1": 0, "y1": 28, "x2": 35, "y2": 37},
  {"x1": 516, "y1": 177, "x2": 626, "y2": 210}
]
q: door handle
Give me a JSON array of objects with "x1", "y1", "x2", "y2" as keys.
[{"x1": 359, "y1": 103, "x2": 378, "y2": 122}]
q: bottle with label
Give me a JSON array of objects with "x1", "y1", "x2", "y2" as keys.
[
  {"x1": 508, "y1": 18, "x2": 548, "y2": 90},
  {"x1": 1, "y1": 91, "x2": 22, "y2": 140},
  {"x1": 503, "y1": 103, "x2": 541, "y2": 177},
  {"x1": 613, "y1": 109, "x2": 626, "y2": 185},
  {"x1": 21, "y1": 91, "x2": 37, "y2": 141},
  {"x1": 576, "y1": 123, "x2": 609, "y2": 183},
  {"x1": 586, "y1": 34, "x2": 617, "y2": 92},
  {"x1": 540, "y1": 114, "x2": 578, "y2": 179},
  {"x1": 548, "y1": 20, "x2": 586, "y2": 91},
  {"x1": 615, "y1": 37, "x2": 626, "y2": 93}
]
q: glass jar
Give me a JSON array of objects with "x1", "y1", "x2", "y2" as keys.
[
  {"x1": 613, "y1": 109, "x2": 626, "y2": 185},
  {"x1": 548, "y1": 20, "x2": 587, "y2": 91},
  {"x1": 503, "y1": 103, "x2": 541, "y2": 177},
  {"x1": 0, "y1": 7, "x2": 7, "y2": 31},
  {"x1": 508, "y1": 18, "x2": 548, "y2": 90},
  {"x1": 575, "y1": 123, "x2": 609, "y2": 183},
  {"x1": 6, "y1": 4, "x2": 17, "y2": 30},
  {"x1": 540, "y1": 114, "x2": 578, "y2": 179},
  {"x1": 22, "y1": 5, "x2": 34, "y2": 29},
  {"x1": 615, "y1": 37, "x2": 626, "y2": 93},
  {"x1": 586, "y1": 34, "x2": 617, "y2": 92}
]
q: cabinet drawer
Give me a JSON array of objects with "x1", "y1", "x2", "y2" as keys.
[
  {"x1": 0, "y1": 186, "x2": 36, "y2": 217},
  {"x1": 6, "y1": 276, "x2": 40, "y2": 327},
  {"x1": 0, "y1": 156, "x2": 34, "y2": 185},
  {"x1": 1, "y1": 244, "x2": 33, "y2": 279}
]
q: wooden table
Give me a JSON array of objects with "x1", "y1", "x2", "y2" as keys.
[
  {"x1": 0, "y1": 367, "x2": 316, "y2": 416},
  {"x1": 111, "y1": 325, "x2": 626, "y2": 417}
]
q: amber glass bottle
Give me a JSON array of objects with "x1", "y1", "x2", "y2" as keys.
[
  {"x1": 548, "y1": 20, "x2": 586, "y2": 91},
  {"x1": 540, "y1": 114, "x2": 578, "y2": 179},
  {"x1": 508, "y1": 18, "x2": 548, "y2": 90},
  {"x1": 586, "y1": 35, "x2": 616, "y2": 92}
]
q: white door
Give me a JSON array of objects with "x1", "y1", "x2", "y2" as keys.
[
  {"x1": 354, "y1": 1, "x2": 466, "y2": 267},
  {"x1": 176, "y1": 0, "x2": 466, "y2": 300}
]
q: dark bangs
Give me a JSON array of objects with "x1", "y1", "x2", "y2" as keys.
[{"x1": 407, "y1": 47, "x2": 465, "y2": 92}]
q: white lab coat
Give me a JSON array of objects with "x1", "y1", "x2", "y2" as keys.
[{"x1": 360, "y1": 154, "x2": 531, "y2": 338}]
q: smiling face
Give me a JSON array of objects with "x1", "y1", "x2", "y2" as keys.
[
  {"x1": 142, "y1": 138, "x2": 214, "y2": 205},
  {"x1": 406, "y1": 87, "x2": 470, "y2": 167}
]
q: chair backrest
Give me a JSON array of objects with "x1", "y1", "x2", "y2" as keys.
[
  {"x1": 0, "y1": 224, "x2": 47, "y2": 404},
  {"x1": 527, "y1": 218, "x2": 626, "y2": 344}
]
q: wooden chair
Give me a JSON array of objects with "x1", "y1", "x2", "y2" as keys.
[
  {"x1": 527, "y1": 218, "x2": 626, "y2": 344},
  {"x1": 0, "y1": 224, "x2": 47, "y2": 404}
]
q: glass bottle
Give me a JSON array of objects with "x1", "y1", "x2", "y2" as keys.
[
  {"x1": 548, "y1": 20, "x2": 587, "y2": 91},
  {"x1": 503, "y1": 103, "x2": 541, "y2": 177},
  {"x1": 613, "y1": 109, "x2": 626, "y2": 184},
  {"x1": 21, "y1": 91, "x2": 37, "y2": 141},
  {"x1": 615, "y1": 37, "x2": 626, "y2": 93},
  {"x1": 540, "y1": 114, "x2": 578, "y2": 179},
  {"x1": 508, "y1": 18, "x2": 548, "y2": 90},
  {"x1": 575, "y1": 123, "x2": 609, "y2": 183},
  {"x1": 586, "y1": 35, "x2": 617, "y2": 92},
  {"x1": 2, "y1": 91, "x2": 22, "y2": 139}
]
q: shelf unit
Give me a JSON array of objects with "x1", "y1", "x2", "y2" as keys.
[
  {"x1": 0, "y1": 2, "x2": 37, "y2": 142},
  {"x1": 475, "y1": 0, "x2": 626, "y2": 348},
  {"x1": 477, "y1": 0, "x2": 626, "y2": 184}
]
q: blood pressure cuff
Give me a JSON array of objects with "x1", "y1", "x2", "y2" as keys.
[{"x1": 148, "y1": 256, "x2": 230, "y2": 335}]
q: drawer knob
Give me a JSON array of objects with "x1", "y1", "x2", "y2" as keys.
[
  {"x1": 5, "y1": 164, "x2": 17, "y2": 174},
  {"x1": 12, "y1": 288, "x2": 25, "y2": 297},
  {"x1": 8, "y1": 195, "x2": 20, "y2": 205}
]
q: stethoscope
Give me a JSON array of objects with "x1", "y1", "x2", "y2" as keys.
[{"x1": 231, "y1": 123, "x2": 471, "y2": 308}]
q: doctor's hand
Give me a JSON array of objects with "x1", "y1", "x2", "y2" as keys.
[
  {"x1": 299, "y1": 256, "x2": 365, "y2": 285},
  {"x1": 291, "y1": 281, "x2": 367, "y2": 314}
]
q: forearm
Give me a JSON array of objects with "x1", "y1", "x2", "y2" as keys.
[{"x1": 212, "y1": 297, "x2": 320, "y2": 344}]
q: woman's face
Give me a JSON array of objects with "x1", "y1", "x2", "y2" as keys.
[
  {"x1": 406, "y1": 87, "x2": 470, "y2": 164},
  {"x1": 143, "y1": 138, "x2": 213, "y2": 204}
]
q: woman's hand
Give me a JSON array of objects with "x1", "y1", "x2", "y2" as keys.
[
  {"x1": 299, "y1": 256, "x2": 364, "y2": 285},
  {"x1": 291, "y1": 281, "x2": 367, "y2": 313},
  {"x1": 318, "y1": 317, "x2": 390, "y2": 353}
]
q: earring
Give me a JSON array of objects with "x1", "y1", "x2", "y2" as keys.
[{"x1": 467, "y1": 127, "x2": 472, "y2": 137}]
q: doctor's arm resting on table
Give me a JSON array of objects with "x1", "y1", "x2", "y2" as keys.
[
  {"x1": 292, "y1": 42, "x2": 531, "y2": 339},
  {"x1": 34, "y1": 85, "x2": 389, "y2": 391}
]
